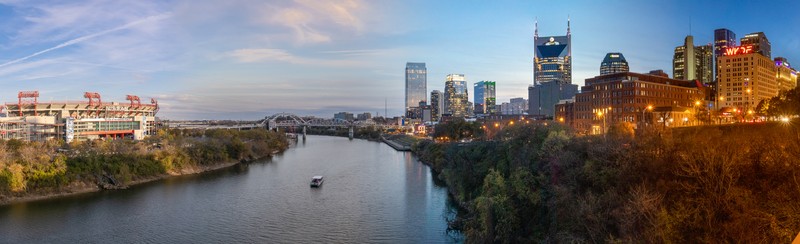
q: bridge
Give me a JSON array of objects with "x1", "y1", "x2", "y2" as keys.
[{"x1": 257, "y1": 113, "x2": 380, "y2": 130}]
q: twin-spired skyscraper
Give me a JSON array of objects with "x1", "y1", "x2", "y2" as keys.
[
  {"x1": 528, "y1": 19, "x2": 578, "y2": 117},
  {"x1": 405, "y1": 62, "x2": 427, "y2": 118}
]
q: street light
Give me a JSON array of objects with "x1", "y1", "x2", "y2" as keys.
[
  {"x1": 641, "y1": 105, "x2": 653, "y2": 128},
  {"x1": 597, "y1": 111, "x2": 605, "y2": 135}
]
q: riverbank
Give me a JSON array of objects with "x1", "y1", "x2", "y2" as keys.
[
  {"x1": 412, "y1": 122, "x2": 800, "y2": 242},
  {"x1": 0, "y1": 128, "x2": 289, "y2": 206},
  {"x1": 0, "y1": 150, "x2": 285, "y2": 206}
]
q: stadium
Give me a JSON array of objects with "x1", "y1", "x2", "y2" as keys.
[{"x1": 0, "y1": 91, "x2": 159, "y2": 142}]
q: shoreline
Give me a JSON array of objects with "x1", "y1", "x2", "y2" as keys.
[{"x1": 0, "y1": 152, "x2": 281, "y2": 206}]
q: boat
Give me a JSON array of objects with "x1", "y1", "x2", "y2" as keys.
[{"x1": 310, "y1": 176, "x2": 324, "y2": 187}]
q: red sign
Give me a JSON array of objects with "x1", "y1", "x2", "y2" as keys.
[{"x1": 724, "y1": 45, "x2": 753, "y2": 56}]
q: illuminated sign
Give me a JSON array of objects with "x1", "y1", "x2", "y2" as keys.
[
  {"x1": 724, "y1": 45, "x2": 753, "y2": 56},
  {"x1": 610, "y1": 54, "x2": 619, "y2": 58}
]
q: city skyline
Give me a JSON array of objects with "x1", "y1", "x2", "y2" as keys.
[{"x1": 0, "y1": 0, "x2": 798, "y2": 119}]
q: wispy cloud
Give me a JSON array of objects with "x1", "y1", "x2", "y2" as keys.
[
  {"x1": 225, "y1": 48, "x2": 363, "y2": 67},
  {"x1": 261, "y1": 0, "x2": 367, "y2": 44},
  {"x1": 0, "y1": 13, "x2": 171, "y2": 68}
]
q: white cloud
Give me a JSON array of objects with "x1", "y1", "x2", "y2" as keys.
[{"x1": 225, "y1": 48, "x2": 364, "y2": 67}]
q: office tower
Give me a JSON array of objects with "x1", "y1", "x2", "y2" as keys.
[
  {"x1": 713, "y1": 29, "x2": 737, "y2": 103},
  {"x1": 430, "y1": 90, "x2": 444, "y2": 121},
  {"x1": 529, "y1": 18, "x2": 578, "y2": 117},
  {"x1": 714, "y1": 29, "x2": 737, "y2": 57},
  {"x1": 740, "y1": 32, "x2": 771, "y2": 58},
  {"x1": 673, "y1": 35, "x2": 713, "y2": 84},
  {"x1": 718, "y1": 47, "x2": 776, "y2": 111},
  {"x1": 775, "y1": 57, "x2": 798, "y2": 92},
  {"x1": 599, "y1": 52, "x2": 629, "y2": 75},
  {"x1": 444, "y1": 74, "x2": 469, "y2": 117},
  {"x1": 473, "y1": 81, "x2": 496, "y2": 115},
  {"x1": 405, "y1": 62, "x2": 427, "y2": 118}
]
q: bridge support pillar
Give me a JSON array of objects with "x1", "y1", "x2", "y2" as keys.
[
  {"x1": 302, "y1": 126, "x2": 307, "y2": 141},
  {"x1": 348, "y1": 126, "x2": 354, "y2": 140}
]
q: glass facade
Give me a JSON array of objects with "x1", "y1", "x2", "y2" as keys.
[
  {"x1": 534, "y1": 35, "x2": 571, "y2": 84},
  {"x1": 430, "y1": 90, "x2": 443, "y2": 121},
  {"x1": 740, "y1": 32, "x2": 771, "y2": 58},
  {"x1": 599, "y1": 53, "x2": 629, "y2": 75},
  {"x1": 444, "y1": 74, "x2": 468, "y2": 117},
  {"x1": 473, "y1": 81, "x2": 496, "y2": 115},
  {"x1": 405, "y1": 62, "x2": 427, "y2": 118}
]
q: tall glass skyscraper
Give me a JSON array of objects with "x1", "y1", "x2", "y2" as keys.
[
  {"x1": 405, "y1": 62, "x2": 427, "y2": 118},
  {"x1": 529, "y1": 19, "x2": 577, "y2": 117},
  {"x1": 430, "y1": 90, "x2": 443, "y2": 121},
  {"x1": 444, "y1": 74, "x2": 468, "y2": 117},
  {"x1": 599, "y1": 53, "x2": 629, "y2": 75},
  {"x1": 714, "y1": 29, "x2": 737, "y2": 57},
  {"x1": 533, "y1": 20, "x2": 571, "y2": 85},
  {"x1": 740, "y1": 32, "x2": 771, "y2": 58},
  {"x1": 473, "y1": 81, "x2": 496, "y2": 115}
]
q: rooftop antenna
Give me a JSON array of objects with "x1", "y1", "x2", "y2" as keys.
[
  {"x1": 567, "y1": 15, "x2": 571, "y2": 36},
  {"x1": 384, "y1": 97, "x2": 387, "y2": 118},
  {"x1": 534, "y1": 17, "x2": 538, "y2": 38},
  {"x1": 689, "y1": 16, "x2": 692, "y2": 36}
]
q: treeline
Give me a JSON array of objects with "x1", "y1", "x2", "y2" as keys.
[
  {"x1": 414, "y1": 122, "x2": 800, "y2": 242},
  {"x1": 0, "y1": 128, "x2": 288, "y2": 194},
  {"x1": 757, "y1": 86, "x2": 800, "y2": 117}
]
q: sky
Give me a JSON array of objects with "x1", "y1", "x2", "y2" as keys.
[{"x1": 0, "y1": 0, "x2": 798, "y2": 119}]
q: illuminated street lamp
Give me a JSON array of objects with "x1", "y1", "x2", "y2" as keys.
[{"x1": 641, "y1": 105, "x2": 653, "y2": 128}]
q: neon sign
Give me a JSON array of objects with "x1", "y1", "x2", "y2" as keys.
[{"x1": 724, "y1": 45, "x2": 753, "y2": 56}]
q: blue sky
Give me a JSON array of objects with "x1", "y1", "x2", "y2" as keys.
[{"x1": 0, "y1": 0, "x2": 798, "y2": 119}]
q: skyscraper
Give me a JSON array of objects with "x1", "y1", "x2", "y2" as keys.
[
  {"x1": 430, "y1": 90, "x2": 444, "y2": 121},
  {"x1": 473, "y1": 81, "x2": 496, "y2": 115},
  {"x1": 405, "y1": 62, "x2": 427, "y2": 118},
  {"x1": 714, "y1": 29, "x2": 737, "y2": 57},
  {"x1": 599, "y1": 52, "x2": 629, "y2": 75},
  {"x1": 713, "y1": 28, "x2": 737, "y2": 103},
  {"x1": 673, "y1": 35, "x2": 713, "y2": 84},
  {"x1": 529, "y1": 18, "x2": 578, "y2": 117},
  {"x1": 444, "y1": 74, "x2": 468, "y2": 117},
  {"x1": 533, "y1": 19, "x2": 572, "y2": 85},
  {"x1": 740, "y1": 32, "x2": 771, "y2": 58}
]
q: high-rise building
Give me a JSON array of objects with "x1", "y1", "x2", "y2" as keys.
[
  {"x1": 717, "y1": 46, "x2": 777, "y2": 111},
  {"x1": 533, "y1": 19, "x2": 572, "y2": 85},
  {"x1": 713, "y1": 29, "x2": 737, "y2": 103},
  {"x1": 405, "y1": 62, "x2": 427, "y2": 118},
  {"x1": 673, "y1": 35, "x2": 713, "y2": 84},
  {"x1": 473, "y1": 81, "x2": 496, "y2": 115},
  {"x1": 530, "y1": 19, "x2": 577, "y2": 117},
  {"x1": 740, "y1": 32, "x2": 771, "y2": 58},
  {"x1": 774, "y1": 57, "x2": 798, "y2": 92},
  {"x1": 714, "y1": 29, "x2": 737, "y2": 57},
  {"x1": 444, "y1": 74, "x2": 469, "y2": 117},
  {"x1": 600, "y1": 52, "x2": 629, "y2": 75},
  {"x1": 430, "y1": 90, "x2": 444, "y2": 121}
]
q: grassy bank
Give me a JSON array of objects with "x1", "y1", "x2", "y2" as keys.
[
  {"x1": 0, "y1": 128, "x2": 289, "y2": 205},
  {"x1": 413, "y1": 121, "x2": 800, "y2": 243}
]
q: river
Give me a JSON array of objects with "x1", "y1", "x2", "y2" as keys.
[{"x1": 0, "y1": 135, "x2": 462, "y2": 243}]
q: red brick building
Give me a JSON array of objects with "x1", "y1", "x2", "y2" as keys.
[{"x1": 566, "y1": 72, "x2": 706, "y2": 134}]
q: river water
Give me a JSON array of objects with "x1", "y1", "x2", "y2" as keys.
[{"x1": 0, "y1": 135, "x2": 461, "y2": 243}]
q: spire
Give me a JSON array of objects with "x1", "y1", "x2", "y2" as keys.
[
  {"x1": 534, "y1": 17, "x2": 538, "y2": 38},
  {"x1": 567, "y1": 15, "x2": 571, "y2": 36}
]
